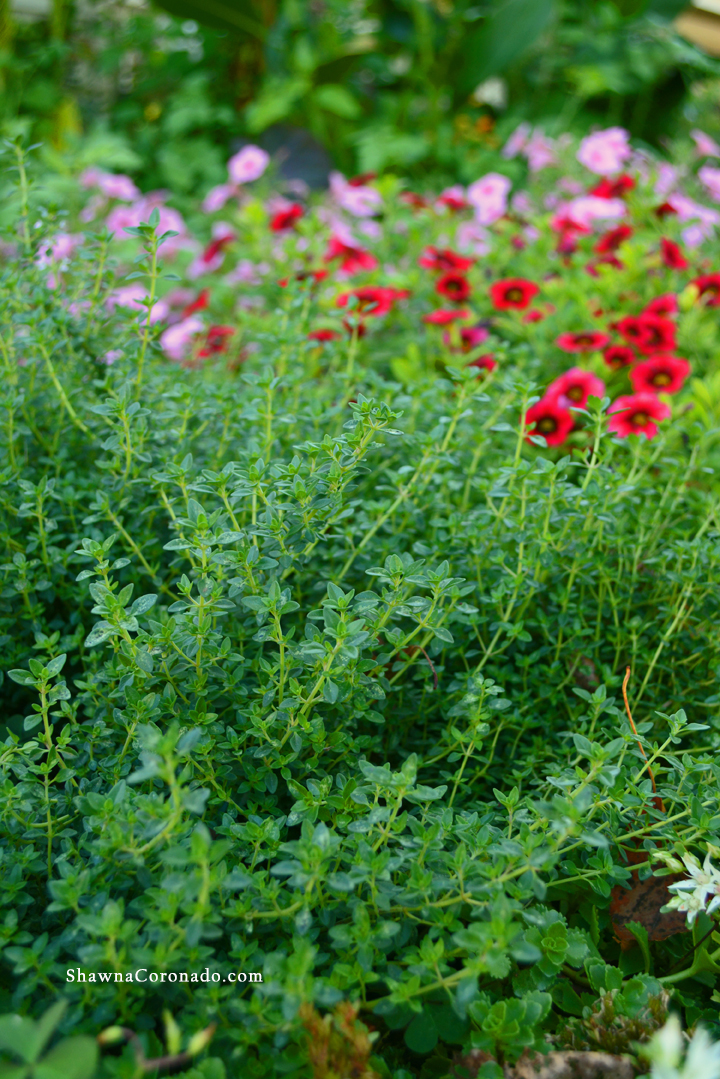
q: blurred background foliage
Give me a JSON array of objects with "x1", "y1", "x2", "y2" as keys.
[{"x1": 3, "y1": 0, "x2": 720, "y2": 192}]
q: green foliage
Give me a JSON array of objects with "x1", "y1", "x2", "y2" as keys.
[
  {"x1": 3, "y1": 152, "x2": 720, "y2": 1078},
  {"x1": 0, "y1": 1000, "x2": 97, "y2": 1079},
  {"x1": 1, "y1": 0, "x2": 717, "y2": 190}
]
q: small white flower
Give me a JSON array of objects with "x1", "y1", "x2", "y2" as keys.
[
  {"x1": 645, "y1": 1016, "x2": 720, "y2": 1079},
  {"x1": 666, "y1": 853, "x2": 720, "y2": 927}
]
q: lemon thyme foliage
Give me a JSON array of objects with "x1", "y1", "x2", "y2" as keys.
[{"x1": 2, "y1": 160, "x2": 720, "y2": 1078}]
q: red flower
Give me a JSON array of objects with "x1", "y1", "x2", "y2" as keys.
[
  {"x1": 270, "y1": 203, "x2": 304, "y2": 231},
  {"x1": 324, "y1": 235, "x2": 378, "y2": 275},
  {"x1": 644, "y1": 294, "x2": 678, "y2": 318},
  {"x1": 182, "y1": 289, "x2": 210, "y2": 317},
  {"x1": 279, "y1": 268, "x2": 328, "y2": 288},
  {"x1": 348, "y1": 172, "x2": 377, "y2": 187},
  {"x1": 489, "y1": 278, "x2": 539, "y2": 310},
  {"x1": 467, "y1": 354, "x2": 497, "y2": 375},
  {"x1": 198, "y1": 325, "x2": 234, "y2": 357},
  {"x1": 436, "y1": 272, "x2": 471, "y2": 303},
  {"x1": 437, "y1": 191, "x2": 467, "y2": 212},
  {"x1": 615, "y1": 314, "x2": 676, "y2": 354},
  {"x1": 400, "y1": 192, "x2": 429, "y2": 210},
  {"x1": 594, "y1": 225, "x2": 633, "y2": 254},
  {"x1": 590, "y1": 175, "x2": 635, "y2": 199},
  {"x1": 336, "y1": 286, "x2": 407, "y2": 319},
  {"x1": 608, "y1": 393, "x2": 671, "y2": 438},
  {"x1": 555, "y1": 331, "x2": 611, "y2": 353},
  {"x1": 546, "y1": 367, "x2": 605, "y2": 408},
  {"x1": 603, "y1": 345, "x2": 636, "y2": 370},
  {"x1": 444, "y1": 325, "x2": 490, "y2": 353},
  {"x1": 525, "y1": 398, "x2": 574, "y2": 446},
  {"x1": 585, "y1": 255, "x2": 624, "y2": 277},
  {"x1": 201, "y1": 233, "x2": 234, "y2": 265},
  {"x1": 522, "y1": 308, "x2": 546, "y2": 323},
  {"x1": 692, "y1": 274, "x2": 720, "y2": 306},
  {"x1": 419, "y1": 247, "x2": 475, "y2": 273},
  {"x1": 655, "y1": 202, "x2": 677, "y2": 218},
  {"x1": 423, "y1": 307, "x2": 471, "y2": 325},
  {"x1": 660, "y1": 238, "x2": 688, "y2": 270},
  {"x1": 308, "y1": 329, "x2": 341, "y2": 342},
  {"x1": 630, "y1": 354, "x2": 690, "y2": 395}
]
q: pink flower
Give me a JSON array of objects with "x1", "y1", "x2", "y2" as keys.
[
  {"x1": 699, "y1": 164, "x2": 720, "y2": 201},
  {"x1": 100, "y1": 349, "x2": 124, "y2": 365},
  {"x1": 106, "y1": 198, "x2": 190, "y2": 254},
  {"x1": 36, "y1": 232, "x2": 82, "y2": 269},
  {"x1": 455, "y1": 220, "x2": 492, "y2": 256},
  {"x1": 160, "y1": 316, "x2": 204, "y2": 362},
  {"x1": 228, "y1": 145, "x2": 270, "y2": 185},
  {"x1": 691, "y1": 129, "x2": 720, "y2": 158},
  {"x1": 225, "y1": 259, "x2": 269, "y2": 285},
  {"x1": 436, "y1": 185, "x2": 466, "y2": 211},
  {"x1": 577, "y1": 127, "x2": 631, "y2": 175},
  {"x1": 654, "y1": 163, "x2": 679, "y2": 198},
  {"x1": 79, "y1": 169, "x2": 139, "y2": 201},
  {"x1": 467, "y1": 173, "x2": 511, "y2": 225},
  {"x1": 562, "y1": 195, "x2": 626, "y2": 229},
  {"x1": 502, "y1": 123, "x2": 531, "y2": 159},
  {"x1": 524, "y1": 129, "x2": 556, "y2": 172},
  {"x1": 106, "y1": 285, "x2": 169, "y2": 324},
  {"x1": 202, "y1": 184, "x2": 237, "y2": 213},
  {"x1": 329, "y1": 171, "x2": 383, "y2": 217}
]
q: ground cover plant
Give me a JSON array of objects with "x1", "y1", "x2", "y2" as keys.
[{"x1": 4, "y1": 125, "x2": 720, "y2": 1077}]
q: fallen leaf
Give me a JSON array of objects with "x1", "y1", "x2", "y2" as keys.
[{"x1": 610, "y1": 874, "x2": 688, "y2": 947}]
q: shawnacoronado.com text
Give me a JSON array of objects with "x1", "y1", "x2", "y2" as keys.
[{"x1": 66, "y1": 969, "x2": 262, "y2": 984}]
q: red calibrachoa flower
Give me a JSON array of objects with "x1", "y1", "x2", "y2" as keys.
[
  {"x1": 525, "y1": 398, "x2": 574, "y2": 446},
  {"x1": 644, "y1": 294, "x2": 678, "y2": 318},
  {"x1": 419, "y1": 247, "x2": 475, "y2": 273},
  {"x1": 444, "y1": 325, "x2": 490, "y2": 352},
  {"x1": 467, "y1": 354, "x2": 497, "y2": 375},
  {"x1": 436, "y1": 272, "x2": 471, "y2": 303},
  {"x1": 437, "y1": 190, "x2": 467, "y2": 211},
  {"x1": 489, "y1": 278, "x2": 539, "y2": 310},
  {"x1": 182, "y1": 289, "x2": 210, "y2": 317},
  {"x1": 336, "y1": 286, "x2": 408, "y2": 318},
  {"x1": 590, "y1": 175, "x2": 635, "y2": 199},
  {"x1": 692, "y1": 274, "x2": 720, "y2": 305},
  {"x1": 660, "y1": 238, "x2": 688, "y2": 270},
  {"x1": 279, "y1": 268, "x2": 328, "y2": 287},
  {"x1": 585, "y1": 255, "x2": 624, "y2": 276},
  {"x1": 423, "y1": 308, "x2": 471, "y2": 325},
  {"x1": 400, "y1": 192, "x2": 429, "y2": 210},
  {"x1": 594, "y1": 225, "x2": 633, "y2": 254},
  {"x1": 556, "y1": 331, "x2": 611, "y2": 353},
  {"x1": 348, "y1": 172, "x2": 377, "y2": 186},
  {"x1": 324, "y1": 235, "x2": 379, "y2": 274},
  {"x1": 270, "y1": 203, "x2": 304, "y2": 231},
  {"x1": 608, "y1": 393, "x2": 671, "y2": 438},
  {"x1": 308, "y1": 329, "x2": 341, "y2": 342},
  {"x1": 198, "y1": 325, "x2": 234, "y2": 357},
  {"x1": 630, "y1": 354, "x2": 691, "y2": 395},
  {"x1": 655, "y1": 201, "x2": 678, "y2": 218},
  {"x1": 547, "y1": 367, "x2": 605, "y2": 408},
  {"x1": 603, "y1": 345, "x2": 636, "y2": 370},
  {"x1": 615, "y1": 314, "x2": 676, "y2": 354}
]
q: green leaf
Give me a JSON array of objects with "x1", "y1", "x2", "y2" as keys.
[
  {"x1": 34, "y1": 1037, "x2": 98, "y2": 1079},
  {"x1": 458, "y1": 0, "x2": 556, "y2": 95},
  {"x1": 404, "y1": 1009, "x2": 438, "y2": 1054},
  {"x1": 44, "y1": 655, "x2": 66, "y2": 679},
  {"x1": 312, "y1": 84, "x2": 361, "y2": 119},
  {"x1": 29, "y1": 1003, "x2": 68, "y2": 1063},
  {"x1": 151, "y1": 0, "x2": 266, "y2": 38},
  {"x1": 246, "y1": 78, "x2": 309, "y2": 133},
  {"x1": 0, "y1": 1016, "x2": 38, "y2": 1064}
]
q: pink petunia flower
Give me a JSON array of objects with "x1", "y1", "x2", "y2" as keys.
[
  {"x1": 577, "y1": 127, "x2": 632, "y2": 176},
  {"x1": 467, "y1": 173, "x2": 512, "y2": 226},
  {"x1": 160, "y1": 316, "x2": 204, "y2": 362},
  {"x1": 691, "y1": 129, "x2": 720, "y2": 158},
  {"x1": 228, "y1": 145, "x2": 270, "y2": 185}
]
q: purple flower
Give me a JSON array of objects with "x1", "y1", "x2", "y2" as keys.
[
  {"x1": 502, "y1": 123, "x2": 531, "y2": 159},
  {"x1": 202, "y1": 184, "x2": 237, "y2": 213}
]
